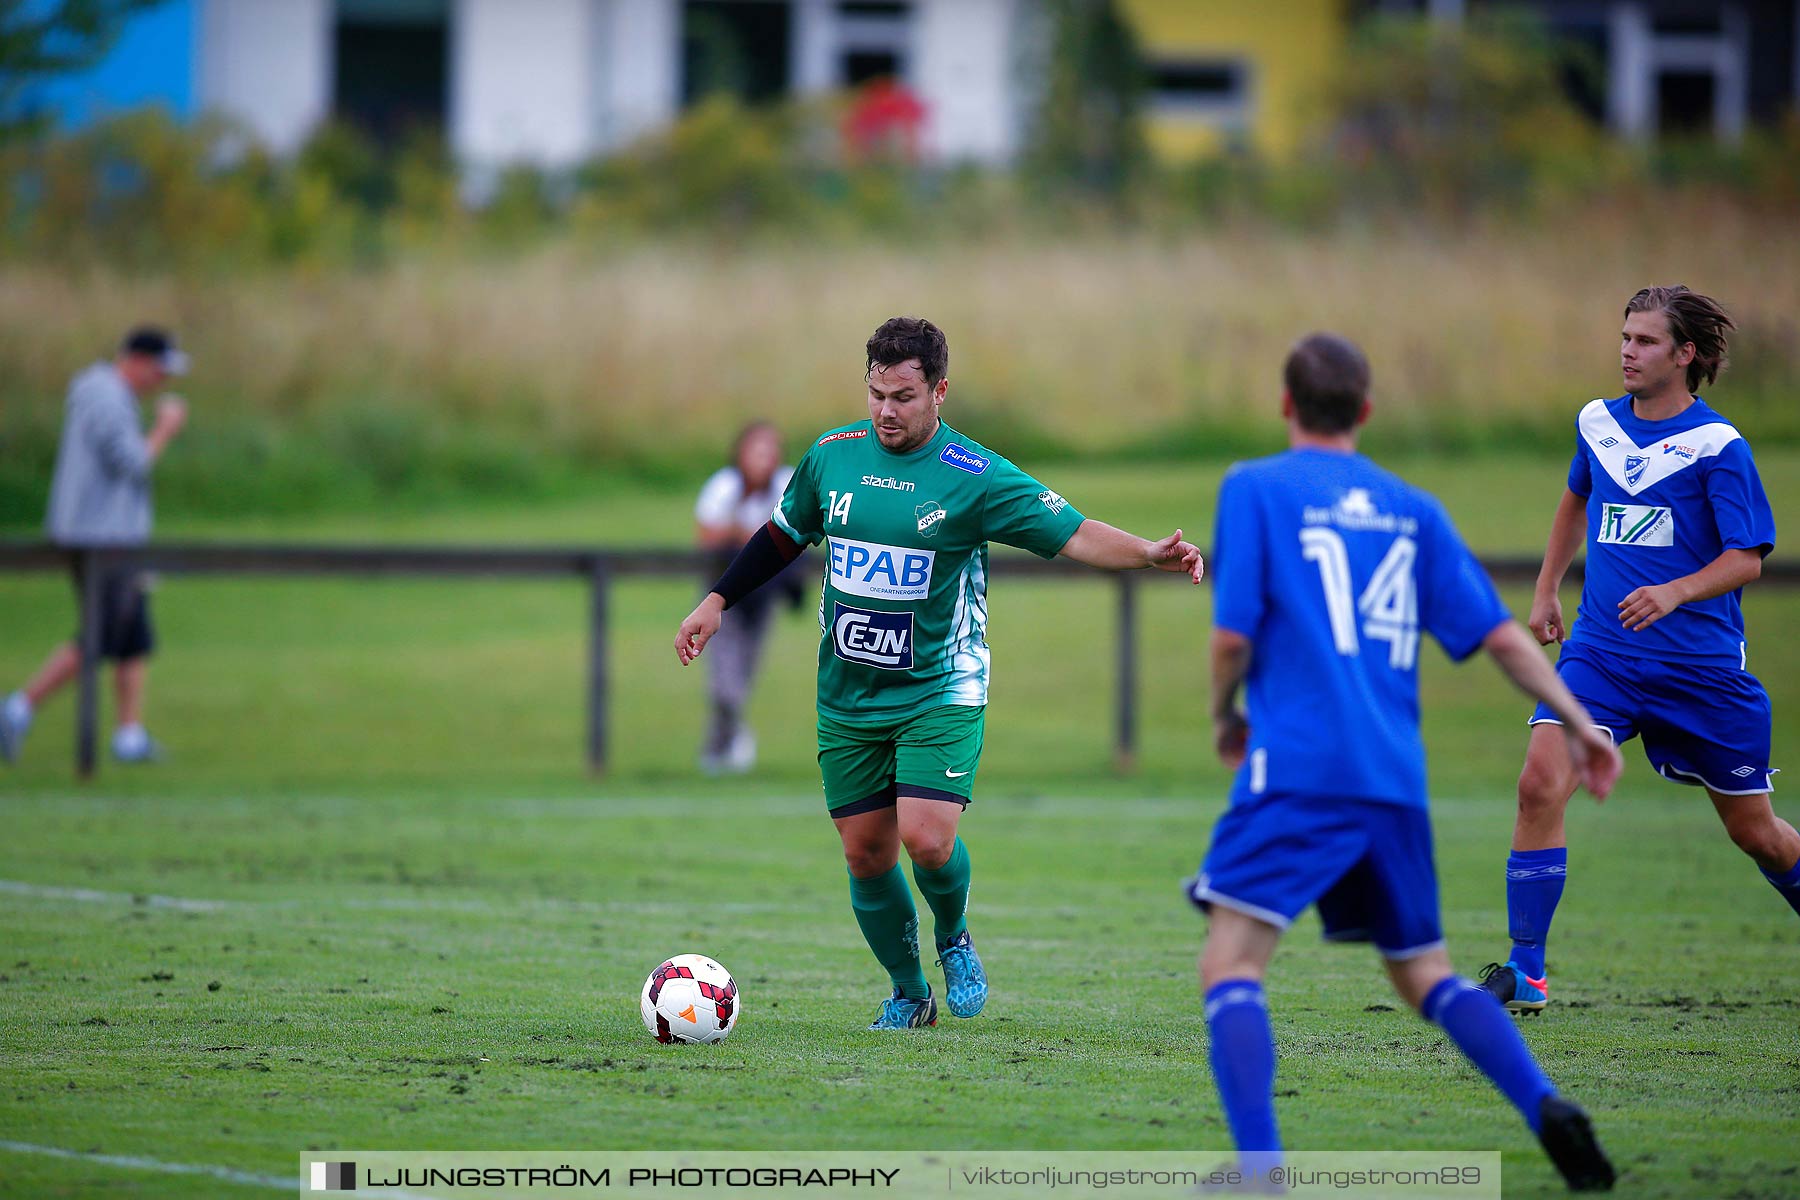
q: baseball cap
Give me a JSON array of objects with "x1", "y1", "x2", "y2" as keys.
[{"x1": 120, "y1": 326, "x2": 190, "y2": 376}]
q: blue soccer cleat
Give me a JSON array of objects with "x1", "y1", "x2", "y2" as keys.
[
  {"x1": 936, "y1": 929, "x2": 988, "y2": 1018},
  {"x1": 1478, "y1": 961, "x2": 1549, "y2": 1015},
  {"x1": 867, "y1": 987, "x2": 937, "y2": 1030}
]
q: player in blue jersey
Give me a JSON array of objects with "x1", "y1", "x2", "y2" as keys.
[
  {"x1": 1191, "y1": 333, "x2": 1622, "y2": 1191},
  {"x1": 1481, "y1": 287, "x2": 1798, "y2": 1015}
]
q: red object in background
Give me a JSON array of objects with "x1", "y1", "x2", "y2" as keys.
[{"x1": 842, "y1": 78, "x2": 928, "y2": 162}]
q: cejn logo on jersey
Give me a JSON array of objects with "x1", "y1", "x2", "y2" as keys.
[
  {"x1": 828, "y1": 536, "x2": 934, "y2": 599},
  {"x1": 832, "y1": 603, "x2": 914, "y2": 669},
  {"x1": 1598, "y1": 503, "x2": 1674, "y2": 546}
]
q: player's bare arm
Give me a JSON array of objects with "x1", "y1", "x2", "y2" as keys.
[
  {"x1": 1529, "y1": 488, "x2": 1587, "y2": 645},
  {"x1": 1481, "y1": 621, "x2": 1622, "y2": 800},
  {"x1": 674, "y1": 521, "x2": 801, "y2": 666},
  {"x1": 1058, "y1": 520, "x2": 1204, "y2": 582},
  {"x1": 1208, "y1": 627, "x2": 1252, "y2": 768},
  {"x1": 1617, "y1": 546, "x2": 1763, "y2": 632}
]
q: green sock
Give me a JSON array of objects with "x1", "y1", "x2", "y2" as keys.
[
  {"x1": 911, "y1": 836, "x2": 971, "y2": 949},
  {"x1": 848, "y1": 865, "x2": 929, "y2": 999}
]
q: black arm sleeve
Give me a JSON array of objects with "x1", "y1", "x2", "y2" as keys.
[{"x1": 711, "y1": 522, "x2": 802, "y2": 610}]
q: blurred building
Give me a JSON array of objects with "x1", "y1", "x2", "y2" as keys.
[
  {"x1": 1367, "y1": 0, "x2": 1800, "y2": 142},
  {"x1": 19, "y1": 0, "x2": 1800, "y2": 167}
]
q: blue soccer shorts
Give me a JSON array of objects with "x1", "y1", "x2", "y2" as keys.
[
  {"x1": 1530, "y1": 640, "x2": 1775, "y2": 795},
  {"x1": 1185, "y1": 793, "x2": 1444, "y2": 960}
]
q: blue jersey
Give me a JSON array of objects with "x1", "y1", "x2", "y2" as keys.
[
  {"x1": 1564, "y1": 397, "x2": 1775, "y2": 670},
  {"x1": 1211, "y1": 449, "x2": 1510, "y2": 809}
]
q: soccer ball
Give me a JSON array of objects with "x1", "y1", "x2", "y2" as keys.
[{"x1": 640, "y1": 954, "x2": 739, "y2": 1044}]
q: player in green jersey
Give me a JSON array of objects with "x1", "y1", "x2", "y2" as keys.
[{"x1": 675, "y1": 317, "x2": 1203, "y2": 1030}]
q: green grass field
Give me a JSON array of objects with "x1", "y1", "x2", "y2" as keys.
[{"x1": 3, "y1": 456, "x2": 1798, "y2": 1198}]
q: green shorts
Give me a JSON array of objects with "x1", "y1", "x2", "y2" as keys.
[{"x1": 818, "y1": 704, "x2": 986, "y2": 815}]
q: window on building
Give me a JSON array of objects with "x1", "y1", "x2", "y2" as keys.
[
  {"x1": 333, "y1": 0, "x2": 449, "y2": 144},
  {"x1": 835, "y1": 0, "x2": 911, "y2": 88},
  {"x1": 1657, "y1": 69, "x2": 1716, "y2": 134},
  {"x1": 682, "y1": 1, "x2": 794, "y2": 107},
  {"x1": 844, "y1": 51, "x2": 902, "y2": 87},
  {"x1": 1149, "y1": 58, "x2": 1252, "y2": 128}
]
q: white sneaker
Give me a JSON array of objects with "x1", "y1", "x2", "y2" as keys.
[
  {"x1": 723, "y1": 729, "x2": 757, "y2": 773},
  {"x1": 112, "y1": 727, "x2": 163, "y2": 764},
  {"x1": 0, "y1": 692, "x2": 30, "y2": 764}
]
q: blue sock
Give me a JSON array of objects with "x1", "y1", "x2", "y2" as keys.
[
  {"x1": 1760, "y1": 856, "x2": 1800, "y2": 919},
  {"x1": 1205, "y1": 979, "x2": 1281, "y2": 1167},
  {"x1": 1506, "y1": 848, "x2": 1566, "y2": 979},
  {"x1": 1425, "y1": 976, "x2": 1556, "y2": 1133}
]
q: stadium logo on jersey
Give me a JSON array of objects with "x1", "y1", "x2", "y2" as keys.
[
  {"x1": 1624, "y1": 455, "x2": 1649, "y2": 487},
  {"x1": 827, "y1": 536, "x2": 935, "y2": 599},
  {"x1": 1037, "y1": 490, "x2": 1067, "y2": 515},
  {"x1": 1598, "y1": 503, "x2": 1673, "y2": 546},
  {"x1": 915, "y1": 502, "x2": 948, "y2": 537},
  {"x1": 940, "y1": 444, "x2": 990, "y2": 474},
  {"x1": 831, "y1": 603, "x2": 913, "y2": 669},
  {"x1": 1662, "y1": 442, "x2": 1697, "y2": 460},
  {"x1": 817, "y1": 429, "x2": 868, "y2": 446},
  {"x1": 861, "y1": 474, "x2": 916, "y2": 492}
]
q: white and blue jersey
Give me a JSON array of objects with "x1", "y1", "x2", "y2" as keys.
[
  {"x1": 1530, "y1": 396, "x2": 1778, "y2": 794},
  {"x1": 1189, "y1": 448, "x2": 1511, "y2": 955},
  {"x1": 1563, "y1": 396, "x2": 1775, "y2": 668},
  {"x1": 1210, "y1": 449, "x2": 1512, "y2": 810}
]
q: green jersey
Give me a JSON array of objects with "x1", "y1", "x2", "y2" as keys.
[{"x1": 772, "y1": 419, "x2": 1085, "y2": 725}]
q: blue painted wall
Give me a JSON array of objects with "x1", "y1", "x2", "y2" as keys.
[{"x1": 11, "y1": 0, "x2": 196, "y2": 129}]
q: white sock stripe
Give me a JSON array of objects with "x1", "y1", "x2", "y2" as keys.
[
  {"x1": 1425, "y1": 978, "x2": 1483, "y2": 1024},
  {"x1": 1204, "y1": 984, "x2": 1267, "y2": 1021}
]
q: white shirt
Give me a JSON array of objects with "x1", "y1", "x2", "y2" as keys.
[{"x1": 695, "y1": 465, "x2": 793, "y2": 534}]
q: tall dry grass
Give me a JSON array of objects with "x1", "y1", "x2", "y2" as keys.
[{"x1": 4, "y1": 199, "x2": 1797, "y2": 509}]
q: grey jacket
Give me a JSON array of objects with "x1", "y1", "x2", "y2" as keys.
[{"x1": 45, "y1": 363, "x2": 154, "y2": 545}]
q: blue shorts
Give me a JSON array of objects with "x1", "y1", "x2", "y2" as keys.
[
  {"x1": 1530, "y1": 640, "x2": 1775, "y2": 795},
  {"x1": 1185, "y1": 793, "x2": 1443, "y2": 959}
]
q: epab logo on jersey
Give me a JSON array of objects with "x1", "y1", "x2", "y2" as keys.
[
  {"x1": 832, "y1": 603, "x2": 913, "y2": 670},
  {"x1": 828, "y1": 536, "x2": 935, "y2": 599}
]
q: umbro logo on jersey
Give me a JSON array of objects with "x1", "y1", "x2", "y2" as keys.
[
  {"x1": 1597, "y1": 436, "x2": 1619, "y2": 448},
  {"x1": 1732, "y1": 766, "x2": 1758, "y2": 777},
  {"x1": 1598, "y1": 503, "x2": 1673, "y2": 546},
  {"x1": 1624, "y1": 455, "x2": 1649, "y2": 486},
  {"x1": 831, "y1": 603, "x2": 913, "y2": 670},
  {"x1": 817, "y1": 429, "x2": 868, "y2": 445}
]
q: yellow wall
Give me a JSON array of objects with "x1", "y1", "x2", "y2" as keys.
[{"x1": 1117, "y1": 0, "x2": 1347, "y2": 161}]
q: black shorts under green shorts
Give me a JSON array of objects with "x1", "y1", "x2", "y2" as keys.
[{"x1": 818, "y1": 704, "x2": 985, "y2": 815}]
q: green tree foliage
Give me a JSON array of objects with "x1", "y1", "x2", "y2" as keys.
[
  {"x1": 0, "y1": 0, "x2": 162, "y2": 144},
  {"x1": 1024, "y1": 0, "x2": 1150, "y2": 199},
  {"x1": 1321, "y1": 11, "x2": 1617, "y2": 214}
]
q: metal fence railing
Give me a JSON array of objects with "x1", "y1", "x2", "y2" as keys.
[{"x1": 1, "y1": 541, "x2": 1792, "y2": 779}]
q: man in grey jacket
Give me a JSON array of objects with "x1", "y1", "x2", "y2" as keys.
[{"x1": 1, "y1": 328, "x2": 189, "y2": 765}]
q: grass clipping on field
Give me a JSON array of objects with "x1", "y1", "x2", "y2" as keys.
[{"x1": 5, "y1": 203, "x2": 1799, "y2": 463}]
